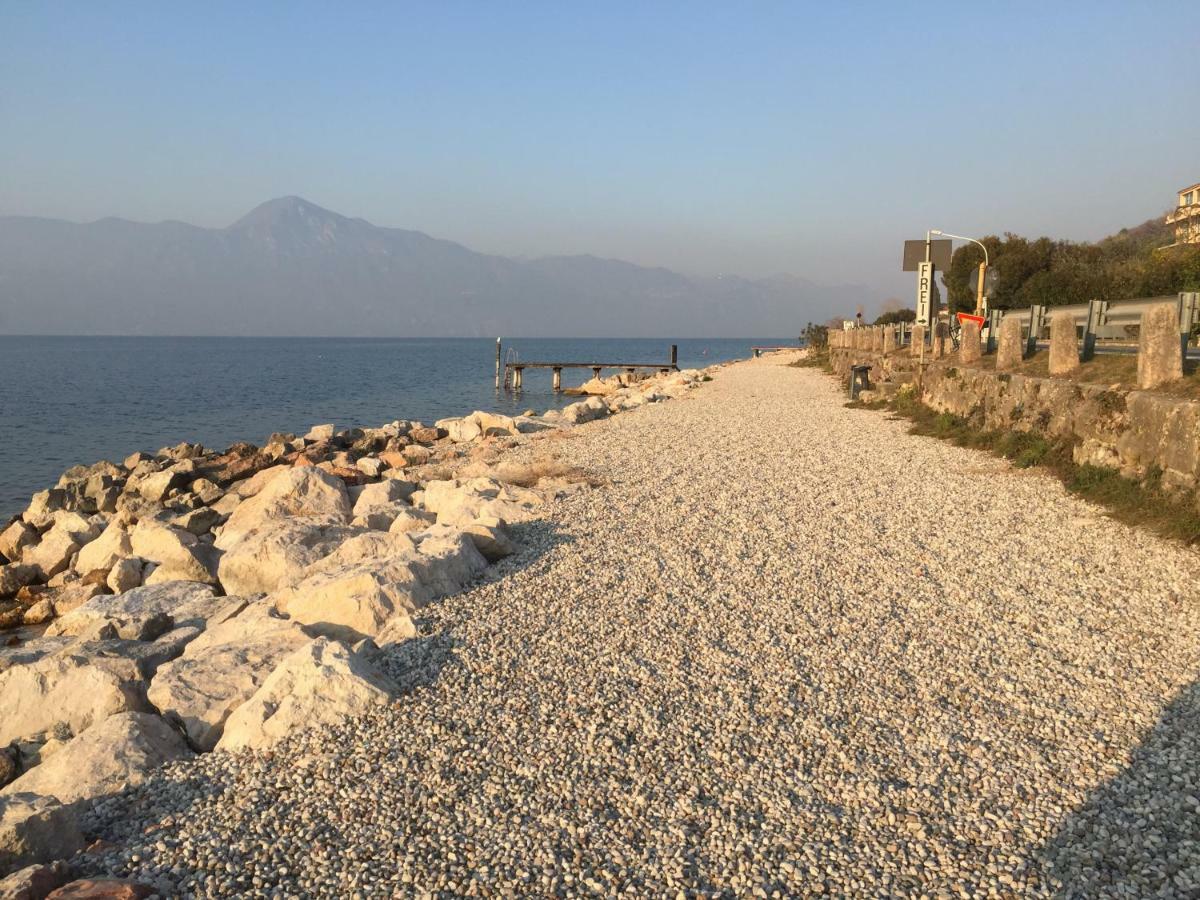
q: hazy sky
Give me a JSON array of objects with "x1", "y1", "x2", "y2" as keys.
[{"x1": 3, "y1": 1, "x2": 1198, "y2": 303}]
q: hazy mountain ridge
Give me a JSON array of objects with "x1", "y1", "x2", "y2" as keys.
[{"x1": 0, "y1": 196, "x2": 864, "y2": 337}]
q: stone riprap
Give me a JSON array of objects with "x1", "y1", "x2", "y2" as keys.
[
  {"x1": 0, "y1": 365, "x2": 710, "y2": 877},
  {"x1": 46, "y1": 354, "x2": 1200, "y2": 897}
]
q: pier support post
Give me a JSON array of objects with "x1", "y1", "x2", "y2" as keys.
[
  {"x1": 670, "y1": 344, "x2": 678, "y2": 368},
  {"x1": 592, "y1": 366, "x2": 602, "y2": 380},
  {"x1": 495, "y1": 338, "x2": 501, "y2": 390},
  {"x1": 552, "y1": 367, "x2": 562, "y2": 391},
  {"x1": 513, "y1": 367, "x2": 524, "y2": 391}
]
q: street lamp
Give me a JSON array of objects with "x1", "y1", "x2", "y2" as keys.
[{"x1": 931, "y1": 229, "x2": 990, "y2": 316}]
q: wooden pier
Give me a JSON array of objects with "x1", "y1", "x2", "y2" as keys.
[{"x1": 498, "y1": 343, "x2": 678, "y2": 391}]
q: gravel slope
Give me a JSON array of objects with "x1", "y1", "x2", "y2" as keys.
[{"x1": 83, "y1": 355, "x2": 1200, "y2": 897}]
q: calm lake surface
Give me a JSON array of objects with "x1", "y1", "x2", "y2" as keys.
[{"x1": 0, "y1": 336, "x2": 789, "y2": 520}]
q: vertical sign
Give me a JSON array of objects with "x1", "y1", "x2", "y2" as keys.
[{"x1": 915, "y1": 261, "x2": 935, "y2": 326}]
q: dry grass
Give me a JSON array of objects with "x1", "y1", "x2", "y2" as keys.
[
  {"x1": 957, "y1": 350, "x2": 1200, "y2": 397},
  {"x1": 490, "y1": 457, "x2": 603, "y2": 488}
]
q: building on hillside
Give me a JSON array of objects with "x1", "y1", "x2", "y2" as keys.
[{"x1": 1166, "y1": 182, "x2": 1200, "y2": 245}]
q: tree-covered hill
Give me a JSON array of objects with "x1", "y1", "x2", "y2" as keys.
[{"x1": 942, "y1": 216, "x2": 1200, "y2": 313}]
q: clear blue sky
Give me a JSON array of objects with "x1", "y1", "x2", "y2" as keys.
[{"x1": 3, "y1": 1, "x2": 1197, "y2": 305}]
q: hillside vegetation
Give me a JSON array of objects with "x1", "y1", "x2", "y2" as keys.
[{"x1": 943, "y1": 216, "x2": 1200, "y2": 313}]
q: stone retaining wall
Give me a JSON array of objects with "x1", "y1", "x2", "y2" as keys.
[{"x1": 829, "y1": 346, "x2": 1200, "y2": 495}]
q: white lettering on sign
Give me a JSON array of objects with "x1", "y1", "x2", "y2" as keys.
[{"x1": 915, "y1": 261, "x2": 935, "y2": 325}]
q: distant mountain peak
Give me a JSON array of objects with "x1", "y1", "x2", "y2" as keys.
[
  {"x1": 229, "y1": 196, "x2": 359, "y2": 248},
  {"x1": 231, "y1": 196, "x2": 348, "y2": 230}
]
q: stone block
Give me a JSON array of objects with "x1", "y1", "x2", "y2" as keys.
[
  {"x1": 995, "y1": 315, "x2": 1023, "y2": 371},
  {"x1": 1048, "y1": 312, "x2": 1080, "y2": 376},
  {"x1": 1137, "y1": 302, "x2": 1183, "y2": 390},
  {"x1": 959, "y1": 320, "x2": 981, "y2": 364}
]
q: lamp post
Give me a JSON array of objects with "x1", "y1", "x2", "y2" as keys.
[{"x1": 931, "y1": 229, "x2": 990, "y2": 316}]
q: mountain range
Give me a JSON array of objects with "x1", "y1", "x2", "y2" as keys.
[{"x1": 0, "y1": 197, "x2": 864, "y2": 337}]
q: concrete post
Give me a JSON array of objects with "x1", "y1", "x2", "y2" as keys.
[
  {"x1": 1048, "y1": 313, "x2": 1080, "y2": 377},
  {"x1": 959, "y1": 320, "x2": 982, "y2": 364},
  {"x1": 882, "y1": 326, "x2": 896, "y2": 354},
  {"x1": 932, "y1": 322, "x2": 948, "y2": 359},
  {"x1": 911, "y1": 324, "x2": 926, "y2": 349},
  {"x1": 996, "y1": 316, "x2": 1023, "y2": 371},
  {"x1": 1138, "y1": 303, "x2": 1184, "y2": 389}
]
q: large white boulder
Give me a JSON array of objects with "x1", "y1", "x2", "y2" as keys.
[
  {"x1": 1, "y1": 712, "x2": 190, "y2": 805},
  {"x1": 435, "y1": 417, "x2": 482, "y2": 443},
  {"x1": 351, "y1": 480, "x2": 414, "y2": 518},
  {"x1": 24, "y1": 522, "x2": 92, "y2": 581},
  {"x1": 217, "y1": 638, "x2": 395, "y2": 751},
  {"x1": 386, "y1": 508, "x2": 436, "y2": 535},
  {"x1": 130, "y1": 521, "x2": 219, "y2": 586},
  {"x1": 0, "y1": 793, "x2": 85, "y2": 873},
  {"x1": 216, "y1": 520, "x2": 361, "y2": 595},
  {"x1": 147, "y1": 603, "x2": 310, "y2": 751},
  {"x1": 0, "y1": 653, "x2": 150, "y2": 746},
  {"x1": 216, "y1": 468, "x2": 352, "y2": 548},
  {"x1": 420, "y1": 477, "x2": 539, "y2": 527},
  {"x1": 0, "y1": 521, "x2": 38, "y2": 563},
  {"x1": 410, "y1": 526, "x2": 488, "y2": 595},
  {"x1": 46, "y1": 582, "x2": 221, "y2": 640},
  {"x1": 271, "y1": 534, "x2": 427, "y2": 642},
  {"x1": 74, "y1": 521, "x2": 132, "y2": 574}
]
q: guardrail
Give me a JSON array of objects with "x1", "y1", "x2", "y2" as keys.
[{"x1": 1003, "y1": 294, "x2": 1200, "y2": 359}]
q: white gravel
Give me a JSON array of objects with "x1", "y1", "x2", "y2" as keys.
[{"x1": 80, "y1": 355, "x2": 1200, "y2": 897}]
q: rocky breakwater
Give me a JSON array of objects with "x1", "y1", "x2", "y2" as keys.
[{"x1": 0, "y1": 366, "x2": 712, "y2": 888}]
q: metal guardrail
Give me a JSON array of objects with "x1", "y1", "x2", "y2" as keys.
[{"x1": 1001, "y1": 293, "x2": 1200, "y2": 359}]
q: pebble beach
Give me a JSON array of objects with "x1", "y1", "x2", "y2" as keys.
[{"x1": 61, "y1": 352, "x2": 1200, "y2": 897}]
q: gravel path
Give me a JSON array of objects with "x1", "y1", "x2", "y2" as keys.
[{"x1": 84, "y1": 356, "x2": 1200, "y2": 897}]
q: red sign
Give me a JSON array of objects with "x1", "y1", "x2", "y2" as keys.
[{"x1": 956, "y1": 312, "x2": 985, "y2": 328}]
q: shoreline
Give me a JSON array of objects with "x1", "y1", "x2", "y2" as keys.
[
  {"x1": 0, "y1": 359, "x2": 731, "y2": 887},
  {"x1": 6, "y1": 350, "x2": 1200, "y2": 894}
]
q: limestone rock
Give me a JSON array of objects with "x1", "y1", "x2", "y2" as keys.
[
  {"x1": 131, "y1": 463, "x2": 192, "y2": 503},
  {"x1": 0, "y1": 565, "x2": 38, "y2": 599},
  {"x1": 21, "y1": 490, "x2": 67, "y2": 530},
  {"x1": 355, "y1": 457, "x2": 384, "y2": 478},
  {"x1": 216, "y1": 520, "x2": 360, "y2": 595},
  {"x1": 46, "y1": 582, "x2": 220, "y2": 641},
  {"x1": 105, "y1": 559, "x2": 143, "y2": 595},
  {"x1": 148, "y1": 603, "x2": 309, "y2": 750},
  {"x1": 995, "y1": 315, "x2": 1023, "y2": 371},
  {"x1": 216, "y1": 468, "x2": 352, "y2": 548},
  {"x1": 272, "y1": 534, "x2": 427, "y2": 642},
  {"x1": 1137, "y1": 302, "x2": 1184, "y2": 389},
  {"x1": 130, "y1": 522, "x2": 219, "y2": 586},
  {"x1": 436, "y1": 417, "x2": 482, "y2": 443},
  {"x1": 0, "y1": 649, "x2": 150, "y2": 746},
  {"x1": 24, "y1": 528, "x2": 84, "y2": 582},
  {"x1": 74, "y1": 522, "x2": 132, "y2": 575},
  {"x1": 410, "y1": 526, "x2": 488, "y2": 596},
  {"x1": 958, "y1": 320, "x2": 982, "y2": 364},
  {"x1": 0, "y1": 794, "x2": 84, "y2": 875},
  {"x1": 0, "y1": 862, "x2": 69, "y2": 899},
  {"x1": 1048, "y1": 312, "x2": 1080, "y2": 377},
  {"x1": 387, "y1": 508, "x2": 437, "y2": 535},
  {"x1": 20, "y1": 599, "x2": 55, "y2": 626},
  {"x1": 462, "y1": 518, "x2": 517, "y2": 562},
  {"x1": 47, "y1": 879, "x2": 155, "y2": 899},
  {"x1": 1, "y1": 712, "x2": 190, "y2": 805},
  {"x1": 217, "y1": 638, "x2": 395, "y2": 752},
  {"x1": 0, "y1": 521, "x2": 38, "y2": 564},
  {"x1": 351, "y1": 480, "x2": 414, "y2": 519},
  {"x1": 304, "y1": 423, "x2": 336, "y2": 442},
  {"x1": 421, "y1": 478, "x2": 539, "y2": 527},
  {"x1": 50, "y1": 581, "x2": 110, "y2": 617},
  {"x1": 231, "y1": 465, "x2": 288, "y2": 500}
]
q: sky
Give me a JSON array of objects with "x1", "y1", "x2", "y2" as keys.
[{"x1": 3, "y1": 1, "x2": 1198, "y2": 305}]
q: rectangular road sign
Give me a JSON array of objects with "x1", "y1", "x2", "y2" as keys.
[
  {"x1": 902, "y1": 239, "x2": 953, "y2": 272},
  {"x1": 915, "y1": 261, "x2": 935, "y2": 326}
]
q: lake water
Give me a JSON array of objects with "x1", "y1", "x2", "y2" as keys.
[{"x1": 0, "y1": 336, "x2": 790, "y2": 520}]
